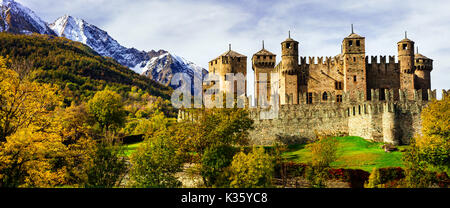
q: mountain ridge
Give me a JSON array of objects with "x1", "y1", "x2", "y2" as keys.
[{"x1": 1, "y1": 0, "x2": 207, "y2": 89}]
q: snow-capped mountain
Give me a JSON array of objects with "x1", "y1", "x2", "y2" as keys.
[
  {"x1": 141, "y1": 51, "x2": 206, "y2": 87},
  {"x1": 48, "y1": 14, "x2": 207, "y2": 88},
  {"x1": 0, "y1": 0, "x2": 55, "y2": 35},
  {"x1": 49, "y1": 15, "x2": 149, "y2": 69},
  {"x1": 0, "y1": 0, "x2": 207, "y2": 89}
]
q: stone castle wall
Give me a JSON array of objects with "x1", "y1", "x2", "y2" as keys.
[{"x1": 246, "y1": 89, "x2": 438, "y2": 145}]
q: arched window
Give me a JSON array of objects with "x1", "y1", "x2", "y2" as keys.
[{"x1": 322, "y1": 92, "x2": 328, "y2": 101}]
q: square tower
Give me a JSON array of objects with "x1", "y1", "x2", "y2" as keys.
[
  {"x1": 342, "y1": 29, "x2": 367, "y2": 100},
  {"x1": 252, "y1": 41, "x2": 276, "y2": 106}
]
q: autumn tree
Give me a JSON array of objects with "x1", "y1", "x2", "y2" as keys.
[
  {"x1": 0, "y1": 57, "x2": 61, "y2": 142},
  {"x1": 402, "y1": 94, "x2": 449, "y2": 188},
  {"x1": 87, "y1": 89, "x2": 126, "y2": 133},
  {"x1": 415, "y1": 93, "x2": 450, "y2": 172},
  {"x1": 183, "y1": 108, "x2": 254, "y2": 157},
  {"x1": 201, "y1": 145, "x2": 237, "y2": 187},
  {"x1": 84, "y1": 140, "x2": 128, "y2": 188},
  {"x1": 129, "y1": 130, "x2": 183, "y2": 188},
  {"x1": 228, "y1": 147, "x2": 274, "y2": 188},
  {"x1": 305, "y1": 136, "x2": 339, "y2": 188}
]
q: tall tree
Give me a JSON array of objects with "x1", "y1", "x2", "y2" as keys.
[{"x1": 87, "y1": 89, "x2": 126, "y2": 132}]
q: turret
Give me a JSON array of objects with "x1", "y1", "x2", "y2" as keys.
[
  {"x1": 398, "y1": 32, "x2": 415, "y2": 99},
  {"x1": 342, "y1": 25, "x2": 366, "y2": 100},
  {"x1": 414, "y1": 47, "x2": 433, "y2": 90},
  {"x1": 252, "y1": 41, "x2": 276, "y2": 106},
  {"x1": 281, "y1": 31, "x2": 299, "y2": 72},
  {"x1": 279, "y1": 32, "x2": 299, "y2": 105}
]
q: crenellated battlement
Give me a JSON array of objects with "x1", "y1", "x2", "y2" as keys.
[
  {"x1": 366, "y1": 55, "x2": 398, "y2": 64},
  {"x1": 300, "y1": 56, "x2": 343, "y2": 67}
]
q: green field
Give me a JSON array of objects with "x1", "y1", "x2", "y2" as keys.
[
  {"x1": 283, "y1": 136, "x2": 407, "y2": 172},
  {"x1": 122, "y1": 136, "x2": 407, "y2": 172},
  {"x1": 123, "y1": 142, "x2": 143, "y2": 157}
]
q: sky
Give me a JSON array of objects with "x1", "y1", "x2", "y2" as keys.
[{"x1": 17, "y1": 0, "x2": 450, "y2": 98}]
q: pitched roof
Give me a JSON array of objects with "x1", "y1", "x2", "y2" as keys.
[
  {"x1": 219, "y1": 50, "x2": 247, "y2": 58},
  {"x1": 415, "y1": 53, "x2": 431, "y2": 60},
  {"x1": 398, "y1": 38, "x2": 414, "y2": 43},
  {"x1": 346, "y1": 33, "x2": 363, "y2": 38},
  {"x1": 283, "y1": 37, "x2": 298, "y2": 42},
  {"x1": 254, "y1": 48, "x2": 275, "y2": 56}
]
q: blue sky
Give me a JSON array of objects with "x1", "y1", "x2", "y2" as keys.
[{"x1": 17, "y1": 0, "x2": 450, "y2": 98}]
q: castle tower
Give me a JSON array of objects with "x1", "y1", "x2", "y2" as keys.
[
  {"x1": 252, "y1": 41, "x2": 276, "y2": 106},
  {"x1": 398, "y1": 32, "x2": 415, "y2": 99},
  {"x1": 279, "y1": 31, "x2": 299, "y2": 104},
  {"x1": 208, "y1": 44, "x2": 247, "y2": 97},
  {"x1": 342, "y1": 25, "x2": 366, "y2": 100},
  {"x1": 414, "y1": 47, "x2": 433, "y2": 90}
]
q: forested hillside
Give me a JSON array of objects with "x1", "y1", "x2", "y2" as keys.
[{"x1": 0, "y1": 32, "x2": 172, "y2": 104}]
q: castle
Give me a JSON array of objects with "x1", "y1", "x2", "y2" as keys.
[{"x1": 180, "y1": 27, "x2": 444, "y2": 145}]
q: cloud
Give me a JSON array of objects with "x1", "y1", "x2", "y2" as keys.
[{"x1": 16, "y1": 0, "x2": 450, "y2": 98}]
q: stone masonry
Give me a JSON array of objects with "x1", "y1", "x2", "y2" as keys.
[{"x1": 179, "y1": 27, "x2": 443, "y2": 146}]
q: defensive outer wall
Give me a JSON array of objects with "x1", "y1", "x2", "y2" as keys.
[{"x1": 178, "y1": 89, "x2": 449, "y2": 146}]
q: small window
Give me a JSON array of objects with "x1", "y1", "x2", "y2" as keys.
[
  {"x1": 353, "y1": 76, "x2": 357, "y2": 82},
  {"x1": 349, "y1": 40, "x2": 353, "y2": 46},
  {"x1": 403, "y1": 44, "x2": 408, "y2": 50},
  {"x1": 356, "y1": 40, "x2": 360, "y2": 46},
  {"x1": 337, "y1": 95, "x2": 343, "y2": 103},
  {"x1": 215, "y1": 60, "x2": 217, "y2": 64},
  {"x1": 380, "y1": 88, "x2": 386, "y2": 100},
  {"x1": 353, "y1": 57, "x2": 356, "y2": 62},
  {"x1": 263, "y1": 56, "x2": 266, "y2": 59},
  {"x1": 322, "y1": 92, "x2": 328, "y2": 101},
  {"x1": 286, "y1": 43, "x2": 291, "y2": 49},
  {"x1": 237, "y1": 58, "x2": 241, "y2": 62},
  {"x1": 335, "y1": 81, "x2": 343, "y2": 90},
  {"x1": 307, "y1": 93, "x2": 313, "y2": 104}
]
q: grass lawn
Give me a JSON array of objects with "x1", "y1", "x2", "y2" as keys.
[
  {"x1": 282, "y1": 136, "x2": 408, "y2": 172},
  {"x1": 122, "y1": 142, "x2": 143, "y2": 157}
]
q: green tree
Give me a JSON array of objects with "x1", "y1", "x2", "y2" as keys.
[
  {"x1": 84, "y1": 141, "x2": 128, "y2": 188},
  {"x1": 402, "y1": 94, "x2": 450, "y2": 187},
  {"x1": 366, "y1": 168, "x2": 382, "y2": 188},
  {"x1": 414, "y1": 94, "x2": 450, "y2": 172},
  {"x1": 201, "y1": 145, "x2": 236, "y2": 187},
  {"x1": 229, "y1": 147, "x2": 274, "y2": 188},
  {"x1": 129, "y1": 131, "x2": 183, "y2": 188},
  {"x1": 307, "y1": 137, "x2": 339, "y2": 167},
  {"x1": 181, "y1": 108, "x2": 253, "y2": 158},
  {"x1": 304, "y1": 136, "x2": 339, "y2": 188},
  {"x1": 87, "y1": 89, "x2": 126, "y2": 132}
]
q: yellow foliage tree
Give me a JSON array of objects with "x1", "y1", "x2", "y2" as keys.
[
  {"x1": 0, "y1": 57, "x2": 62, "y2": 142},
  {"x1": 0, "y1": 56, "x2": 82, "y2": 187}
]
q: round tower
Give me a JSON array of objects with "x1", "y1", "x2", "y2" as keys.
[
  {"x1": 414, "y1": 47, "x2": 433, "y2": 90},
  {"x1": 281, "y1": 31, "x2": 299, "y2": 72},
  {"x1": 398, "y1": 32, "x2": 415, "y2": 97}
]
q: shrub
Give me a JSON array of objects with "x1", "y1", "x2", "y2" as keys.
[
  {"x1": 129, "y1": 131, "x2": 183, "y2": 188},
  {"x1": 201, "y1": 145, "x2": 237, "y2": 187},
  {"x1": 229, "y1": 147, "x2": 274, "y2": 188},
  {"x1": 307, "y1": 137, "x2": 339, "y2": 167},
  {"x1": 84, "y1": 142, "x2": 128, "y2": 188},
  {"x1": 366, "y1": 168, "x2": 405, "y2": 188}
]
